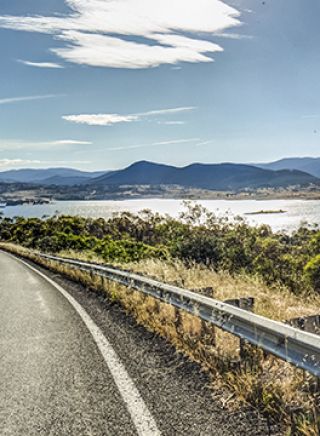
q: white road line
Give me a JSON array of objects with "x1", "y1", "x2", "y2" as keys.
[{"x1": 10, "y1": 254, "x2": 161, "y2": 436}]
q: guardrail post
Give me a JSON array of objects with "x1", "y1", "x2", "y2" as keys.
[
  {"x1": 190, "y1": 288, "x2": 216, "y2": 347},
  {"x1": 89, "y1": 268, "x2": 94, "y2": 281},
  {"x1": 173, "y1": 306, "x2": 183, "y2": 337},
  {"x1": 287, "y1": 314, "x2": 320, "y2": 433},
  {"x1": 225, "y1": 298, "x2": 257, "y2": 369},
  {"x1": 100, "y1": 274, "x2": 106, "y2": 292},
  {"x1": 287, "y1": 315, "x2": 320, "y2": 335},
  {"x1": 200, "y1": 319, "x2": 216, "y2": 347},
  {"x1": 224, "y1": 297, "x2": 255, "y2": 310},
  {"x1": 287, "y1": 316, "x2": 320, "y2": 382}
]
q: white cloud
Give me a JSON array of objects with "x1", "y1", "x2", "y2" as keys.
[
  {"x1": 52, "y1": 30, "x2": 223, "y2": 68},
  {"x1": 63, "y1": 106, "x2": 195, "y2": 126},
  {"x1": 63, "y1": 113, "x2": 139, "y2": 126},
  {"x1": 109, "y1": 138, "x2": 199, "y2": 151},
  {"x1": 48, "y1": 139, "x2": 92, "y2": 145},
  {"x1": 0, "y1": 159, "x2": 41, "y2": 168},
  {"x1": 18, "y1": 60, "x2": 63, "y2": 68},
  {"x1": 0, "y1": 0, "x2": 241, "y2": 69},
  {"x1": 0, "y1": 94, "x2": 60, "y2": 105}
]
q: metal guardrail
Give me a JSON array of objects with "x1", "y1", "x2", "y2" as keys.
[{"x1": 40, "y1": 253, "x2": 320, "y2": 377}]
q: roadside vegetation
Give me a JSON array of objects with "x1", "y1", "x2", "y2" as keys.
[
  {"x1": 1, "y1": 202, "x2": 320, "y2": 296},
  {"x1": 0, "y1": 202, "x2": 319, "y2": 434}
]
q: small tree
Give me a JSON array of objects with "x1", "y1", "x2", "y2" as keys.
[{"x1": 303, "y1": 255, "x2": 320, "y2": 292}]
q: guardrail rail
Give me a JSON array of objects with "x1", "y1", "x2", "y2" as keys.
[{"x1": 40, "y1": 253, "x2": 320, "y2": 377}]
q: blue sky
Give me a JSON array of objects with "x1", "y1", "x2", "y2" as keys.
[{"x1": 0, "y1": 0, "x2": 319, "y2": 170}]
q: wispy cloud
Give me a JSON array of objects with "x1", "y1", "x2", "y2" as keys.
[
  {"x1": 63, "y1": 106, "x2": 195, "y2": 126},
  {"x1": 109, "y1": 138, "x2": 199, "y2": 151},
  {"x1": 0, "y1": 159, "x2": 92, "y2": 169},
  {"x1": 18, "y1": 60, "x2": 63, "y2": 69},
  {"x1": 139, "y1": 107, "x2": 194, "y2": 116},
  {"x1": 214, "y1": 32, "x2": 252, "y2": 40},
  {"x1": 158, "y1": 121, "x2": 186, "y2": 125},
  {"x1": 0, "y1": 0, "x2": 241, "y2": 69},
  {"x1": 195, "y1": 140, "x2": 215, "y2": 147},
  {"x1": 0, "y1": 139, "x2": 91, "y2": 151},
  {"x1": 43, "y1": 160, "x2": 92, "y2": 165},
  {"x1": 0, "y1": 94, "x2": 61, "y2": 105}
]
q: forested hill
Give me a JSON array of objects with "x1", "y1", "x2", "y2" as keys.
[{"x1": 90, "y1": 161, "x2": 318, "y2": 190}]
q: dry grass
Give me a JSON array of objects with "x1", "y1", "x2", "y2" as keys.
[
  {"x1": 118, "y1": 258, "x2": 320, "y2": 323},
  {"x1": 2, "y1": 243, "x2": 319, "y2": 434},
  {"x1": 58, "y1": 250, "x2": 320, "y2": 322}
]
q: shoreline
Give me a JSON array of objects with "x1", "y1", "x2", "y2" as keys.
[{"x1": 2, "y1": 195, "x2": 318, "y2": 207}]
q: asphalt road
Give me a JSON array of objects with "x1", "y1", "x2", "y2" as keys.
[{"x1": 0, "y1": 251, "x2": 274, "y2": 435}]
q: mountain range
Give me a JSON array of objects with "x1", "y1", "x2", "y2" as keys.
[
  {"x1": 0, "y1": 158, "x2": 319, "y2": 191},
  {"x1": 90, "y1": 161, "x2": 317, "y2": 190},
  {"x1": 256, "y1": 157, "x2": 320, "y2": 178},
  {"x1": 0, "y1": 168, "x2": 105, "y2": 185}
]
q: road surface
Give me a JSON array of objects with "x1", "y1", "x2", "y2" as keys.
[{"x1": 0, "y1": 251, "x2": 271, "y2": 435}]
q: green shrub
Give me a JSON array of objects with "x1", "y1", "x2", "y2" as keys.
[{"x1": 303, "y1": 255, "x2": 320, "y2": 292}]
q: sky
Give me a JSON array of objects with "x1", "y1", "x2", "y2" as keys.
[{"x1": 0, "y1": 0, "x2": 320, "y2": 171}]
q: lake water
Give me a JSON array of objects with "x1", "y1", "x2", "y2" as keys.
[{"x1": 2, "y1": 198, "x2": 320, "y2": 232}]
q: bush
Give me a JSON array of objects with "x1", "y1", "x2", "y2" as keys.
[{"x1": 303, "y1": 255, "x2": 320, "y2": 292}]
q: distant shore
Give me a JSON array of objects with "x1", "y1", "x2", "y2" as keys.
[{"x1": 2, "y1": 183, "x2": 320, "y2": 204}]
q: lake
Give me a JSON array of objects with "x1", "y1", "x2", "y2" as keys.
[{"x1": 2, "y1": 198, "x2": 320, "y2": 232}]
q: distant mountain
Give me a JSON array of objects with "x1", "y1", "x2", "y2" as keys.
[
  {"x1": 257, "y1": 157, "x2": 320, "y2": 178},
  {"x1": 0, "y1": 168, "x2": 106, "y2": 185},
  {"x1": 91, "y1": 161, "x2": 175, "y2": 185},
  {"x1": 90, "y1": 160, "x2": 318, "y2": 191}
]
